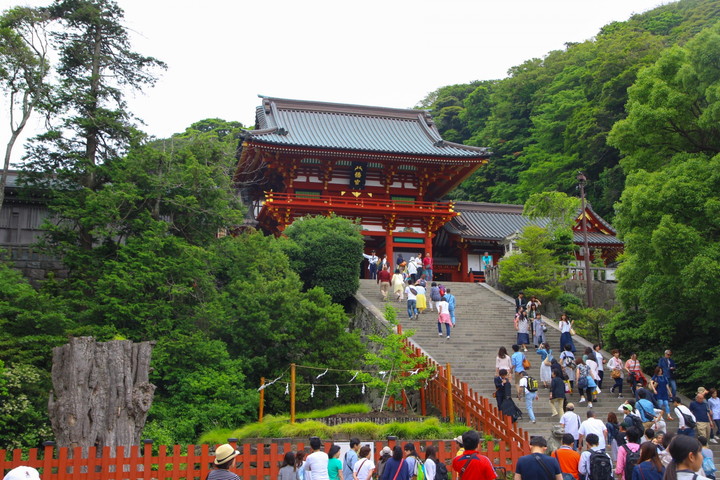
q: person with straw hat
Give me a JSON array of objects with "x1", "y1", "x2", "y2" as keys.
[{"x1": 210, "y1": 444, "x2": 241, "y2": 480}]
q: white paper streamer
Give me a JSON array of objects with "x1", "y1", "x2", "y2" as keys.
[
  {"x1": 285, "y1": 383, "x2": 289, "y2": 395},
  {"x1": 362, "y1": 384, "x2": 365, "y2": 394},
  {"x1": 349, "y1": 371, "x2": 359, "y2": 383},
  {"x1": 336, "y1": 385, "x2": 339, "y2": 398},
  {"x1": 316, "y1": 368, "x2": 329, "y2": 380},
  {"x1": 311, "y1": 384, "x2": 315, "y2": 397},
  {"x1": 257, "y1": 374, "x2": 284, "y2": 391}
]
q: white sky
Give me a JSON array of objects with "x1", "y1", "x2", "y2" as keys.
[{"x1": 4, "y1": 0, "x2": 668, "y2": 163}]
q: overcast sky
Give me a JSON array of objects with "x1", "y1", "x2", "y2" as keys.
[{"x1": 4, "y1": 0, "x2": 668, "y2": 163}]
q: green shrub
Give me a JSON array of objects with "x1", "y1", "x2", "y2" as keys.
[
  {"x1": 230, "y1": 415, "x2": 288, "y2": 439},
  {"x1": 334, "y1": 422, "x2": 380, "y2": 438},
  {"x1": 279, "y1": 420, "x2": 334, "y2": 439},
  {"x1": 198, "y1": 428, "x2": 235, "y2": 445},
  {"x1": 557, "y1": 293, "x2": 582, "y2": 308}
]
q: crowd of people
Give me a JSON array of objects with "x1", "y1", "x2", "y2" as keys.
[
  {"x1": 362, "y1": 250, "x2": 460, "y2": 339},
  {"x1": 494, "y1": 291, "x2": 720, "y2": 480}
]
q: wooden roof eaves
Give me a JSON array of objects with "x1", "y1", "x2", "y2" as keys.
[{"x1": 238, "y1": 140, "x2": 490, "y2": 164}]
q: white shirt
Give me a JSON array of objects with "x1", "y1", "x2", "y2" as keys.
[
  {"x1": 407, "y1": 259, "x2": 417, "y2": 275},
  {"x1": 579, "y1": 417, "x2": 608, "y2": 450},
  {"x1": 437, "y1": 300, "x2": 449, "y2": 315},
  {"x1": 423, "y1": 459, "x2": 436, "y2": 480},
  {"x1": 405, "y1": 286, "x2": 417, "y2": 301},
  {"x1": 595, "y1": 351, "x2": 604, "y2": 371},
  {"x1": 304, "y1": 451, "x2": 330, "y2": 480},
  {"x1": 353, "y1": 458, "x2": 375, "y2": 480},
  {"x1": 519, "y1": 376, "x2": 530, "y2": 394},
  {"x1": 675, "y1": 404, "x2": 696, "y2": 429},
  {"x1": 560, "y1": 411, "x2": 582, "y2": 439},
  {"x1": 585, "y1": 359, "x2": 599, "y2": 380}
]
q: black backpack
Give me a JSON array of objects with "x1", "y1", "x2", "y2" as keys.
[
  {"x1": 588, "y1": 449, "x2": 613, "y2": 480},
  {"x1": 622, "y1": 445, "x2": 641, "y2": 480},
  {"x1": 435, "y1": 461, "x2": 449, "y2": 480},
  {"x1": 623, "y1": 413, "x2": 644, "y2": 433}
]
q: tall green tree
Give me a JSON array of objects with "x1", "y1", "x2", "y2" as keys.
[
  {"x1": 0, "y1": 6, "x2": 51, "y2": 210},
  {"x1": 283, "y1": 215, "x2": 365, "y2": 303},
  {"x1": 499, "y1": 225, "x2": 566, "y2": 300},
  {"x1": 22, "y1": 0, "x2": 166, "y2": 249}
]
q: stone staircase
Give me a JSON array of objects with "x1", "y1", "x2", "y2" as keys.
[{"x1": 355, "y1": 279, "x2": 614, "y2": 441}]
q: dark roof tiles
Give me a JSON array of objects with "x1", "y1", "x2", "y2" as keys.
[
  {"x1": 446, "y1": 201, "x2": 623, "y2": 245},
  {"x1": 241, "y1": 96, "x2": 490, "y2": 159}
]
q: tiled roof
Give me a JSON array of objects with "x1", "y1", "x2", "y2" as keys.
[
  {"x1": 446, "y1": 201, "x2": 623, "y2": 246},
  {"x1": 240, "y1": 96, "x2": 490, "y2": 160}
]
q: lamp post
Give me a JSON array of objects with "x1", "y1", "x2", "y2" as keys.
[{"x1": 577, "y1": 172, "x2": 593, "y2": 307}]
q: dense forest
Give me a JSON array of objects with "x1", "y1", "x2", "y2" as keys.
[
  {"x1": 422, "y1": 0, "x2": 720, "y2": 395},
  {"x1": 421, "y1": 0, "x2": 720, "y2": 219},
  {"x1": 3, "y1": 0, "x2": 720, "y2": 450}
]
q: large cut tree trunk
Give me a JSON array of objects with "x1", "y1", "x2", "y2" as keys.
[{"x1": 48, "y1": 337, "x2": 156, "y2": 449}]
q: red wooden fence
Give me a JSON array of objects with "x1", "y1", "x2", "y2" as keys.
[{"x1": 1, "y1": 438, "x2": 520, "y2": 480}]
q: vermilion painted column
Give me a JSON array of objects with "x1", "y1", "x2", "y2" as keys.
[{"x1": 385, "y1": 233, "x2": 394, "y2": 270}]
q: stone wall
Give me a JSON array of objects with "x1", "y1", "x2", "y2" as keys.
[{"x1": 0, "y1": 245, "x2": 66, "y2": 286}]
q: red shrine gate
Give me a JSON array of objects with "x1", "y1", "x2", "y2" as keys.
[{"x1": 235, "y1": 96, "x2": 490, "y2": 265}]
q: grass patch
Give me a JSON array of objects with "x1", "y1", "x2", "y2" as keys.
[
  {"x1": 279, "y1": 421, "x2": 334, "y2": 438},
  {"x1": 296, "y1": 404, "x2": 371, "y2": 419},
  {"x1": 334, "y1": 422, "x2": 380, "y2": 438},
  {"x1": 201, "y1": 404, "x2": 477, "y2": 442}
]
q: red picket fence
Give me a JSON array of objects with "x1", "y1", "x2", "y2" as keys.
[{"x1": 0, "y1": 438, "x2": 520, "y2": 480}]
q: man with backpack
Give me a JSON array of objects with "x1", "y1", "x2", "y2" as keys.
[
  {"x1": 635, "y1": 390, "x2": 657, "y2": 430},
  {"x1": 514, "y1": 436, "x2": 562, "y2": 480},
  {"x1": 451, "y1": 430, "x2": 496, "y2": 480},
  {"x1": 519, "y1": 371, "x2": 539, "y2": 424},
  {"x1": 578, "y1": 434, "x2": 612, "y2": 480},
  {"x1": 674, "y1": 397, "x2": 697, "y2": 437},
  {"x1": 342, "y1": 438, "x2": 360, "y2": 480},
  {"x1": 614, "y1": 427, "x2": 641, "y2": 480}
]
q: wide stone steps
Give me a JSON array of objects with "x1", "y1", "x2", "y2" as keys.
[{"x1": 356, "y1": 279, "x2": 609, "y2": 440}]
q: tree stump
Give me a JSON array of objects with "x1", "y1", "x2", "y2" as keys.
[{"x1": 48, "y1": 337, "x2": 155, "y2": 449}]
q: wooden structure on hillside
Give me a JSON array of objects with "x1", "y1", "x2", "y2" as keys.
[{"x1": 234, "y1": 96, "x2": 490, "y2": 263}]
